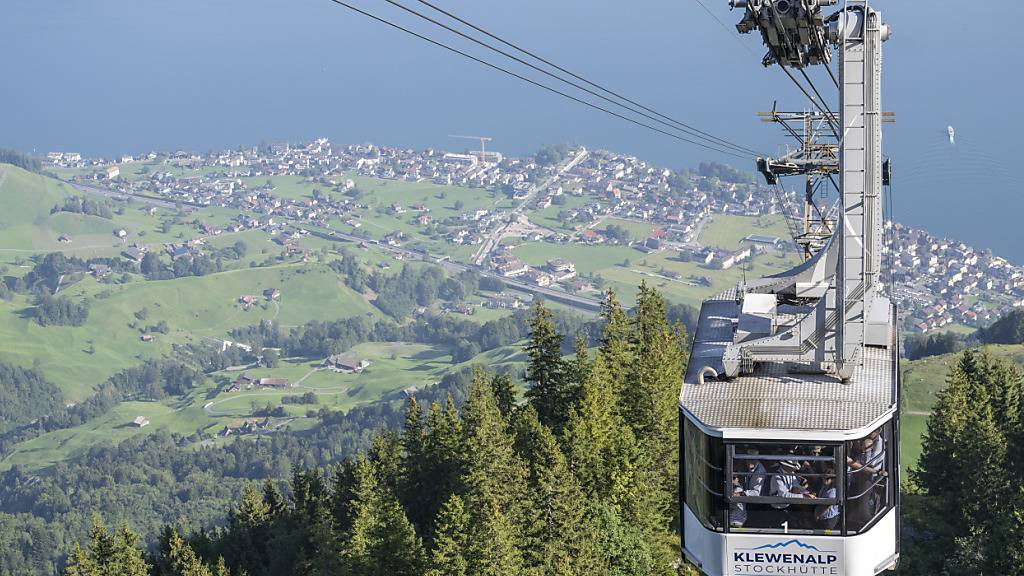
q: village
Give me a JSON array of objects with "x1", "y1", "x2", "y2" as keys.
[{"x1": 43, "y1": 138, "x2": 1024, "y2": 333}]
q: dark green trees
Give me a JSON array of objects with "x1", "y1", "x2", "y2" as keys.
[
  {"x1": 524, "y1": 300, "x2": 571, "y2": 430},
  {"x1": 63, "y1": 518, "x2": 150, "y2": 576},
  {"x1": 911, "y1": 349, "x2": 1024, "y2": 575},
  {"x1": 341, "y1": 455, "x2": 425, "y2": 575},
  {"x1": 64, "y1": 284, "x2": 690, "y2": 576}
]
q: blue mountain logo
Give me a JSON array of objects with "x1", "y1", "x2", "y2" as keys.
[{"x1": 750, "y1": 540, "x2": 822, "y2": 552}]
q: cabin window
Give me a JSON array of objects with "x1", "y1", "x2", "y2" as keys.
[
  {"x1": 682, "y1": 418, "x2": 897, "y2": 536},
  {"x1": 683, "y1": 418, "x2": 726, "y2": 531},
  {"x1": 725, "y1": 443, "x2": 842, "y2": 535},
  {"x1": 845, "y1": 421, "x2": 894, "y2": 534}
]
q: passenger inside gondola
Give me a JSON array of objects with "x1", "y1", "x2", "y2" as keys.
[
  {"x1": 847, "y1": 428, "x2": 889, "y2": 530},
  {"x1": 815, "y1": 467, "x2": 840, "y2": 531},
  {"x1": 729, "y1": 450, "x2": 766, "y2": 528},
  {"x1": 769, "y1": 458, "x2": 812, "y2": 526}
]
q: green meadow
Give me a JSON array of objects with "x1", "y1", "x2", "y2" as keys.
[
  {"x1": 0, "y1": 262, "x2": 379, "y2": 401},
  {"x1": 898, "y1": 344, "x2": 1024, "y2": 468},
  {"x1": 700, "y1": 213, "x2": 792, "y2": 250}
]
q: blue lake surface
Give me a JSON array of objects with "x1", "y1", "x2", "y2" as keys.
[{"x1": 2, "y1": 0, "x2": 1022, "y2": 260}]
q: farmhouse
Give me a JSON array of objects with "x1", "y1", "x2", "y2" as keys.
[
  {"x1": 324, "y1": 354, "x2": 370, "y2": 373},
  {"x1": 263, "y1": 287, "x2": 281, "y2": 300},
  {"x1": 122, "y1": 247, "x2": 145, "y2": 262},
  {"x1": 258, "y1": 378, "x2": 290, "y2": 388},
  {"x1": 168, "y1": 244, "x2": 193, "y2": 261},
  {"x1": 719, "y1": 247, "x2": 753, "y2": 270},
  {"x1": 132, "y1": 416, "x2": 150, "y2": 428},
  {"x1": 743, "y1": 234, "x2": 782, "y2": 249}
]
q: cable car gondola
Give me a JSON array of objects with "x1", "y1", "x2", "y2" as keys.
[{"x1": 680, "y1": 2, "x2": 898, "y2": 575}]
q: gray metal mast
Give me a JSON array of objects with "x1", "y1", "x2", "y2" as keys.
[
  {"x1": 713, "y1": 0, "x2": 891, "y2": 381},
  {"x1": 836, "y1": 2, "x2": 889, "y2": 377}
]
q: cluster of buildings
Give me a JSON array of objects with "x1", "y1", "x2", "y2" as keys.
[
  {"x1": 886, "y1": 222, "x2": 1020, "y2": 331},
  {"x1": 487, "y1": 252, "x2": 590, "y2": 292},
  {"x1": 45, "y1": 138, "x2": 1024, "y2": 333},
  {"x1": 49, "y1": 139, "x2": 794, "y2": 253},
  {"x1": 531, "y1": 150, "x2": 792, "y2": 244}
]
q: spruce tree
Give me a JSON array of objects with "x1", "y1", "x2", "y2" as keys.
[
  {"x1": 64, "y1": 517, "x2": 152, "y2": 576},
  {"x1": 232, "y1": 483, "x2": 271, "y2": 529},
  {"x1": 569, "y1": 333, "x2": 592, "y2": 394},
  {"x1": 580, "y1": 501, "x2": 661, "y2": 576},
  {"x1": 368, "y1": 430, "x2": 403, "y2": 495},
  {"x1": 213, "y1": 558, "x2": 231, "y2": 576},
  {"x1": 111, "y1": 524, "x2": 151, "y2": 576},
  {"x1": 166, "y1": 530, "x2": 213, "y2": 576},
  {"x1": 917, "y1": 350, "x2": 991, "y2": 499},
  {"x1": 607, "y1": 417, "x2": 671, "y2": 539},
  {"x1": 958, "y1": 409, "x2": 1011, "y2": 573},
  {"x1": 978, "y1": 350, "x2": 1024, "y2": 434},
  {"x1": 400, "y1": 396, "x2": 429, "y2": 531},
  {"x1": 599, "y1": 288, "x2": 633, "y2": 400},
  {"x1": 524, "y1": 300, "x2": 569, "y2": 430},
  {"x1": 88, "y1": 516, "x2": 116, "y2": 568},
  {"x1": 915, "y1": 349, "x2": 1023, "y2": 575},
  {"x1": 490, "y1": 372, "x2": 517, "y2": 419},
  {"x1": 65, "y1": 517, "x2": 153, "y2": 576},
  {"x1": 421, "y1": 395, "x2": 465, "y2": 538},
  {"x1": 461, "y1": 373, "x2": 528, "y2": 574},
  {"x1": 262, "y1": 479, "x2": 287, "y2": 518},
  {"x1": 341, "y1": 455, "x2": 426, "y2": 576},
  {"x1": 304, "y1": 513, "x2": 342, "y2": 576},
  {"x1": 564, "y1": 352, "x2": 620, "y2": 498},
  {"x1": 514, "y1": 407, "x2": 589, "y2": 573},
  {"x1": 63, "y1": 544, "x2": 95, "y2": 576},
  {"x1": 426, "y1": 495, "x2": 471, "y2": 576},
  {"x1": 330, "y1": 458, "x2": 359, "y2": 533},
  {"x1": 623, "y1": 282, "x2": 685, "y2": 520}
]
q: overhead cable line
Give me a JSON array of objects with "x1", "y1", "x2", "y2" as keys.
[
  {"x1": 770, "y1": 183, "x2": 802, "y2": 243},
  {"x1": 415, "y1": 0, "x2": 764, "y2": 156},
  {"x1": 384, "y1": 0, "x2": 762, "y2": 157},
  {"x1": 824, "y1": 59, "x2": 840, "y2": 89},
  {"x1": 325, "y1": 0, "x2": 751, "y2": 159},
  {"x1": 690, "y1": 0, "x2": 838, "y2": 137},
  {"x1": 799, "y1": 68, "x2": 836, "y2": 120},
  {"x1": 778, "y1": 66, "x2": 839, "y2": 137},
  {"x1": 690, "y1": 0, "x2": 759, "y2": 58}
]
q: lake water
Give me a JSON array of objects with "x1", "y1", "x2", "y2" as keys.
[{"x1": 3, "y1": 0, "x2": 1022, "y2": 260}]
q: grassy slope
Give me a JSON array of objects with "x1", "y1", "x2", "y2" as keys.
[
  {"x1": 598, "y1": 217, "x2": 658, "y2": 241},
  {"x1": 0, "y1": 262, "x2": 379, "y2": 401},
  {"x1": 513, "y1": 233, "x2": 800, "y2": 308},
  {"x1": 2, "y1": 340, "x2": 528, "y2": 472},
  {"x1": 700, "y1": 214, "x2": 792, "y2": 250},
  {"x1": 899, "y1": 344, "x2": 1024, "y2": 468},
  {"x1": 0, "y1": 164, "x2": 252, "y2": 260},
  {"x1": 0, "y1": 164, "x2": 78, "y2": 251}
]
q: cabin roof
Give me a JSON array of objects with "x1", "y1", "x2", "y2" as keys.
[{"x1": 680, "y1": 290, "x2": 898, "y2": 433}]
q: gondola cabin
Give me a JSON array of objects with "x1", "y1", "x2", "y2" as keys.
[
  {"x1": 682, "y1": 2, "x2": 898, "y2": 574},
  {"x1": 679, "y1": 288, "x2": 900, "y2": 576}
]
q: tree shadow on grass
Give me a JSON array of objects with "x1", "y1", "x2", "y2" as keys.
[{"x1": 409, "y1": 348, "x2": 447, "y2": 362}]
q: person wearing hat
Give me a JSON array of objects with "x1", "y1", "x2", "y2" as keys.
[
  {"x1": 770, "y1": 458, "x2": 812, "y2": 528},
  {"x1": 815, "y1": 467, "x2": 841, "y2": 532}
]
